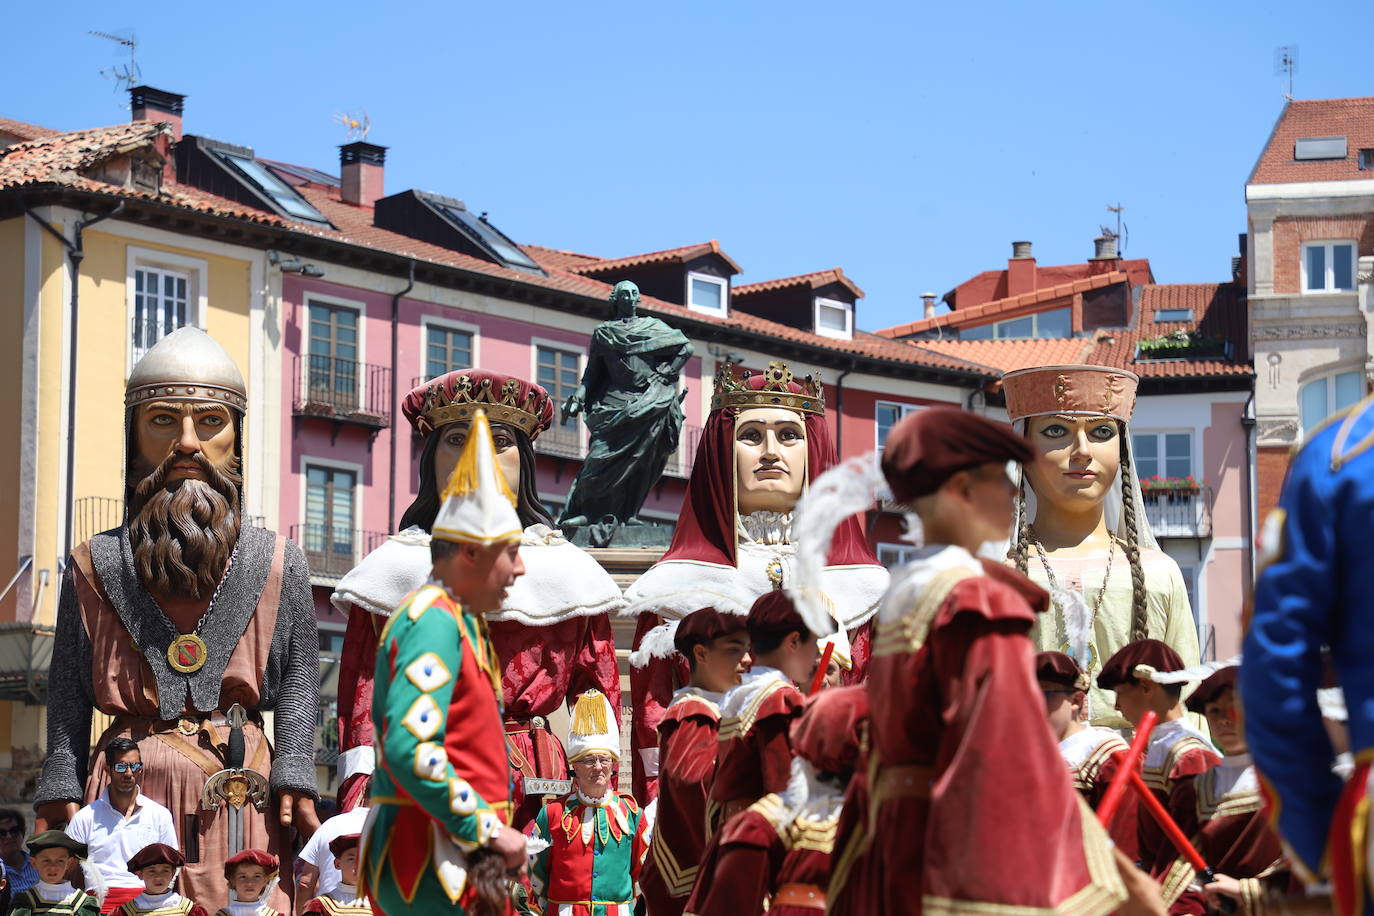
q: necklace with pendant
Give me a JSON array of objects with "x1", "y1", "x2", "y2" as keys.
[
  {"x1": 154, "y1": 546, "x2": 239, "y2": 674},
  {"x1": 1029, "y1": 529, "x2": 1115, "y2": 669}
]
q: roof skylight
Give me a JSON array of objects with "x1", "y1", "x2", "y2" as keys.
[{"x1": 209, "y1": 146, "x2": 332, "y2": 224}]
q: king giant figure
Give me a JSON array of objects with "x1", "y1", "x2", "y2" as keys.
[{"x1": 35, "y1": 328, "x2": 320, "y2": 912}]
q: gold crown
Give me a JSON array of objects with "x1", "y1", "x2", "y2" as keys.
[
  {"x1": 417, "y1": 375, "x2": 552, "y2": 438},
  {"x1": 710, "y1": 361, "x2": 825, "y2": 416}
]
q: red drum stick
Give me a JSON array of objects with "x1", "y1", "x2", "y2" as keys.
[
  {"x1": 810, "y1": 642, "x2": 835, "y2": 695},
  {"x1": 1097, "y1": 710, "x2": 1158, "y2": 827},
  {"x1": 1127, "y1": 767, "x2": 1215, "y2": 880}
]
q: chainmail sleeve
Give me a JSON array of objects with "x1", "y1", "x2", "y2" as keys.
[
  {"x1": 35, "y1": 564, "x2": 95, "y2": 807},
  {"x1": 264, "y1": 537, "x2": 321, "y2": 798}
]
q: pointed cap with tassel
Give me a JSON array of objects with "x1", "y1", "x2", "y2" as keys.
[
  {"x1": 432, "y1": 408, "x2": 523, "y2": 546},
  {"x1": 566, "y1": 690, "x2": 620, "y2": 763}
]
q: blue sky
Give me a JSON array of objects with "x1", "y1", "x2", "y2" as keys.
[{"x1": 5, "y1": 0, "x2": 1368, "y2": 331}]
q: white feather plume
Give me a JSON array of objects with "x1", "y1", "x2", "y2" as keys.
[
  {"x1": 622, "y1": 588, "x2": 751, "y2": 668},
  {"x1": 629, "y1": 620, "x2": 680, "y2": 668},
  {"x1": 1055, "y1": 587, "x2": 1093, "y2": 672},
  {"x1": 789, "y1": 453, "x2": 889, "y2": 637},
  {"x1": 1318, "y1": 687, "x2": 1348, "y2": 721},
  {"x1": 899, "y1": 512, "x2": 924, "y2": 546},
  {"x1": 1148, "y1": 654, "x2": 1241, "y2": 684},
  {"x1": 80, "y1": 857, "x2": 108, "y2": 903}
]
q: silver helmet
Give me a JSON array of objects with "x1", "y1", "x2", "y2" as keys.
[{"x1": 125, "y1": 327, "x2": 247, "y2": 411}]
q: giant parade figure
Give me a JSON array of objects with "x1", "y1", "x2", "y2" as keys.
[
  {"x1": 623, "y1": 360, "x2": 889, "y2": 801},
  {"x1": 1001, "y1": 365, "x2": 1199, "y2": 728},
  {"x1": 35, "y1": 328, "x2": 320, "y2": 912},
  {"x1": 332, "y1": 369, "x2": 624, "y2": 825}
]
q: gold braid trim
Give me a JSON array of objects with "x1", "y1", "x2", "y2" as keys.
[{"x1": 872, "y1": 567, "x2": 976, "y2": 659}]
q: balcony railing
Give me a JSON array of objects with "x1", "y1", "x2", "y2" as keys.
[
  {"x1": 1141, "y1": 487, "x2": 1212, "y2": 539},
  {"x1": 75, "y1": 497, "x2": 265, "y2": 543},
  {"x1": 293, "y1": 355, "x2": 391, "y2": 430},
  {"x1": 662, "y1": 424, "x2": 703, "y2": 479},
  {"x1": 290, "y1": 523, "x2": 389, "y2": 582},
  {"x1": 533, "y1": 422, "x2": 701, "y2": 479}
]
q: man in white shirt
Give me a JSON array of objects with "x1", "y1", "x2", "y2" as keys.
[
  {"x1": 64, "y1": 737, "x2": 178, "y2": 914},
  {"x1": 294, "y1": 804, "x2": 370, "y2": 910}
]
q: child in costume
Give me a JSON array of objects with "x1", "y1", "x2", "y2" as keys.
[
  {"x1": 119, "y1": 844, "x2": 207, "y2": 916},
  {"x1": 525, "y1": 690, "x2": 649, "y2": 916},
  {"x1": 213, "y1": 851, "x2": 279, "y2": 916},
  {"x1": 8, "y1": 831, "x2": 100, "y2": 916},
  {"x1": 302, "y1": 834, "x2": 370, "y2": 915}
]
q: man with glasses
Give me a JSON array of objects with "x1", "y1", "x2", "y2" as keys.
[
  {"x1": 0, "y1": 807, "x2": 38, "y2": 904},
  {"x1": 64, "y1": 738, "x2": 178, "y2": 914},
  {"x1": 526, "y1": 690, "x2": 649, "y2": 916}
]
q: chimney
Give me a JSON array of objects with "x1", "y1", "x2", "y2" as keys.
[
  {"x1": 1092, "y1": 235, "x2": 1119, "y2": 260},
  {"x1": 1007, "y1": 240, "x2": 1037, "y2": 296},
  {"x1": 921, "y1": 292, "x2": 937, "y2": 319},
  {"x1": 340, "y1": 142, "x2": 387, "y2": 207},
  {"x1": 130, "y1": 86, "x2": 185, "y2": 141}
]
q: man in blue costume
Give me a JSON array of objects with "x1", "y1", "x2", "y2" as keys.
[{"x1": 1242, "y1": 394, "x2": 1374, "y2": 916}]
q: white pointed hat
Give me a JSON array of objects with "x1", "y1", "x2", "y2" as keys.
[
  {"x1": 431, "y1": 409, "x2": 523, "y2": 546},
  {"x1": 819, "y1": 621, "x2": 853, "y2": 672},
  {"x1": 566, "y1": 690, "x2": 620, "y2": 763}
]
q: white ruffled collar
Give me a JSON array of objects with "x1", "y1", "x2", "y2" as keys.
[
  {"x1": 133, "y1": 890, "x2": 182, "y2": 910},
  {"x1": 1058, "y1": 726, "x2": 1122, "y2": 768},
  {"x1": 35, "y1": 881, "x2": 78, "y2": 903},
  {"x1": 222, "y1": 899, "x2": 272, "y2": 916},
  {"x1": 721, "y1": 666, "x2": 788, "y2": 720},
  {"x1": 777, "y1": 757, "x2": 845, "y2": 825},
  {"x1": 574, "y1": 787, "x2": 613, "y2": 807},
  {"x1": 738, "y1": 511, "x2": 794, "y2": 545},
  {"x1": 328, "y1": 883, "x2": 364, "y2": 904}
]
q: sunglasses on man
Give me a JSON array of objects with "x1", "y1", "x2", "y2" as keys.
[{"x1": 112, "y1": 762, "x2": 144, "y2": 774}]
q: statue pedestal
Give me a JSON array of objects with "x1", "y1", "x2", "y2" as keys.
[
  {"x1": 587, "y1": 546, "x2": 665, "y2": 765},
  {"x1": 563, "y1": 523, "x2": 677, "y2": 550}
]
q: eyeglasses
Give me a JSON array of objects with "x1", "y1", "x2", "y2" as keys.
[
  {"x1": 112, "y1": 762, "x2": 144, "y2": 774},
  {"x1": 575, "y1": 756, "x2": 616, "y2": 770}
]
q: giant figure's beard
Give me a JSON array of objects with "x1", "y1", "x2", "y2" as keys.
[{"x1": 128, "y1": 452, "x2": 243, "y2": 599}]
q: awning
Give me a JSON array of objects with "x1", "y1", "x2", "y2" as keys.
[{"x1": 0, "y1": 622, "x2": 56, "y2": 704}]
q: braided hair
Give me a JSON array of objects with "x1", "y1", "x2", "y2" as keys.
[
  {"x1": 1011, "y1": 486, "x2": 1031, "y2": 575},
  {"x1": 1116, "y1": 424, "x2": 1149, "y2": 640}
]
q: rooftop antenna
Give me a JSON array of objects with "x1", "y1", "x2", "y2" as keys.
[
  {"x1": 90, "y1": 30, "x2": 141, "y2": 99},
  {"x1": 333, "y1": 110, "x2": 371, "y2": 141},
  {"x1": 1275, "y1": 45, "x2": 1297, "y2": 100},
  {"x1": 1106, "y1": 203, "x2": 1127, "y2": 255}
]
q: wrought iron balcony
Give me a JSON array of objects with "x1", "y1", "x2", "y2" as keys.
[
  {"x1": 293, "y1": 355, "x2": 392, "y2": 429},
  {"x1": 1141, "y1": 487, "x2": 1213, "y2": 539},
  {"x1": 533, "y1": 422, "x2": 701, "y2": 479},
  {"x1": 74, "y1": 497, "x2": 265, "y2": 543},
  {"x1": 289, "y1": 523, "x2": 389, "y2": 583}
]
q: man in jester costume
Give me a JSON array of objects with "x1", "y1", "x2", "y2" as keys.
[
  {"x1": 360, "y1": 409, "x2": 530, "y2": 916},
  {"x1": 524, "y1": 690, "x2": 649, "y2": 916}
]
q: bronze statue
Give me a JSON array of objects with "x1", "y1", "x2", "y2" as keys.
[{"x1": 558, "y1": 281, "x2": 694, "y2": 546}]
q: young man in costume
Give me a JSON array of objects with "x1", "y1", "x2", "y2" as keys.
[
  {"x1": 360, "y1": 410, "x2": 528, "y2": 916},
  {"x1": 633, "y1": 597, "x2": 750, "y2": 916},
  {"x1": 1097, "y1": 639, "x2": 1220, "y2": 866},
  {"x1": 36, "y1": 328, "x2": 319, "y2": 912},
  {"x1": 708, "y1": 590, "x2": 815, "y2": 834},
  {"x1": 119, "y1": 844, "x2": 207, "y2": 916},
  {"x1": 302, "y1": 835, "x2": 370, "y2": 915},
  {"x1": 9, "y1": 832, "x2": 100, "y2": 916},
  {"x1": 623, "y1": 361, "x2": 888, "y2": 802},
  {"x1": 1241, "y1": 394, "x2": 1374, "y2": 916},
  {"x1": 525, "y1": 690, "x2": 649, "y2": 916},
  {"x1": 685, "y1": 684, "x2": 866, "y2": 916},
  {"x1": 1149, "y1": 662, "x2": 1289, "y2": 915},
  {"x1": 332, "y1": 369, "x2": 623, "y2": 825},
  {"x1": 826, "y1": 407, "x2": 1133, "y2": 916}
]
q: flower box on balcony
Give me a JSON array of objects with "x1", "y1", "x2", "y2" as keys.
[
  {"x1": 1139, "y1": 475, "x2": 1202, "y2": 496},
  {"x1": 1136, "y1": 330, "x2": 1229, "y2": 361}
]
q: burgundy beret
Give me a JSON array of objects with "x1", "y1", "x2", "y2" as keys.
[
  {"x1": 880, "y1": 407, "x2": 1034, "y2": 504},
  {"x1": 673, "y1": 608, "x2": 748, "y2": 657},
  {"x1": 746, "y1": 590, "x2": 810, "y2": 640},
  {"x1": 127, "y1": 842, "x2": 184, "y2": 872},
  {"x1": 223, "y1": 849, "x2": 279, "y2": 879},
  {"x1": 1035, "y1": 651, "x2": 1089, "y2": 691},
  {"x1": 1096, "y1": 639, "x2": 1185, "y2": 690},
  {"x1": 791, "y1": 685, "x2": 869, "y2": 775},
  {"x1": 329, "y1": 833, "x2": 361, "y2": 858},
  {"x1": 1185, "y1": 666, "x2": 1238, "y2": 714}
]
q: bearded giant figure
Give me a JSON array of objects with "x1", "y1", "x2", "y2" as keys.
[
  {"x1": 35, "y1": 328, "x2": 319, "y2": 912},
  {"x1": 331, "y1": 369, "x2": 625, "y2": 828},
  {"x1": 623, "y1": 361, "x2": 889, "y2": 801}
]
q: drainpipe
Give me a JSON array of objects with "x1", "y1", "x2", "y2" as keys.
[
  {"x1": 1241, "y1": 390, "x2": 1257, "y2": 584},
  {"x1": 26, "y1": 202, "x2": 126, "y2": 560},
  {"x1": 387, "y1": 261, "x2": 415, "y2": 532},
  {"x1": 833, "y1": 361, "x2": 854, "y2": 456}
]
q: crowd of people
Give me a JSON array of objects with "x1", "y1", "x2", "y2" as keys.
[{"x1": 4, "y1": 319, "x2": 1363, "y2": 916}]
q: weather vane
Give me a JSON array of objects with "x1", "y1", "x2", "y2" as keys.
[
  {"x1": 90, "y1": 29, "x2": 141, "y2": 99},
  {"x1": 333, "y1": 110, "x2": 371, "y2": 141}
]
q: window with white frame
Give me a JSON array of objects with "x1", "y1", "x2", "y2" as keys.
[
  {"x1": 687, "y1": 272, "x2": 728, "y2": 316},
  {"x1": 1300, "y1": 369, "x2": 1364, "y2": 432},
  {"x1": 307, "y1": 302, "x2": 361, "y2": 410},
  {"x1": 1132, "y1": 431, "x2": 1193, "y2": 482},
  {"x1": 1177, "y1": 564, "x2": 1199, "y2": 629},
  {"x1": 132, "y1": 266, "x2": 190, "y2": 363},
  {"x1": 876, "y1": 401, "x2": 922, "y2": 451},
  {"x1": 536, "y1": 345, "x2": 581, "y2": 432},
  {"x1": 424, "y1": 324, "x2": 474, "y2": 382},
  {"x1": 877, "y1": 543, "x2": 918, "y2": 568},
  {"x1": 814, "y1": 297, "x2": 853, "y2": 339},
  {"x1": 1302, "y1": 241, "x2": 1357, "y2": 293},
  {"x1": 303, "y1": 463, "x2": 357, "y2": 563}
]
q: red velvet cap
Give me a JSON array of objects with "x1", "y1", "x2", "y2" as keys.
[
  {"x1": 790, "y1": 685, "x2": 869, "y2": 774},
  {"x1": 880, "y1": 408, "x2": 1034, "y2": 504},
  {"x1": 1185, "y1": 666, "x2": 1238, "y2": 714},
  {"x1": 673, "y1": 608, "x2": 748, "y2": 657},
  {"x1": 328, "y1": 833, "x2": 361, "y2": 858},
  {"x1": 1035, "y1": 651, "x2": 1090, "y2": 691},
  {"x1": 746, "y1": 590, "x2": 810, "y2": 640},
  {"x1": 127, "y1": 842, "x2": 184, "y2": 872},
  {"x1": 401, "y1": 369, "x2": 555, "y2": 439},
  {"x1": 223, "y1": 848, "x2": 279, "y2": 879},
  {"x1": 1096, "y1": 639, "x2": 1185, "y2": 690}
]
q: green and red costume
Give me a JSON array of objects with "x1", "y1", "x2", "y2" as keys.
[{"x1": 525, "y1": 791, "x2": 649, "y2": 916}]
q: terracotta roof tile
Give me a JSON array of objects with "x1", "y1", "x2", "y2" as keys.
[
  {"x1": 733, "y1": 267, "x2": 865, "y2": 299},
  {"x1": 875, "y1": 272, "x2": 1128, "y2": 339},
  {"x1": 1249, "y1": 97, "x2": 1374, "y2": 185},
  {"x1": 0, "y1": 116, "x2": 59, "y2": 142},
  {"x1": 1085, "y1": 283, "x2": 1251, "y2": 379},
  {"x1": 904, "y1": 336, "x2": 1096, "y2": 374},
  {"x1": 565, "y1": 239, "x2": 744, "y2": 276},
  {"x1": 522, "y1": 243, "x2": 606, "y2": 272},
  {"x1": 946, "y1": 258, "x2": 1154, "y2": 309}
]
